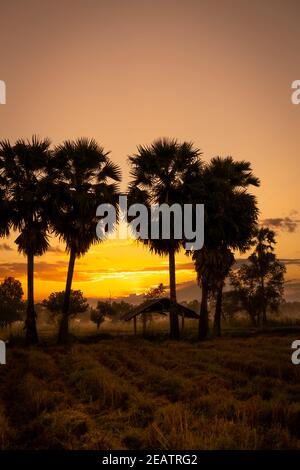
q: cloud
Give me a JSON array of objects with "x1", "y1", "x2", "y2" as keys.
[
  {"x1": 0, "y1": 257, "x2": 298, "y2": 295},
  {"x1": 0, "y1": 262, "x2": 27, "y2": 277},
  {"x1": 279, "y1": 259, "x2": 300, "y2": 266},
  {"x1": 0, "y1": 243, "x2": 13, "y2": 251},
  {"x1": 47, "y1": 245, "x2": 64, "y2": 253},
  {"x1": 234, "y1": 258, "x2": 300, "y2": 268},
  {"x1": 142, "y1": 262, "x2": 194, "y2": 272},
  {"x1": 0, "y1": 261, "x2": 69, "y2": 282},
  {"x1": 0, "y1": 260, "x2": 194, "y2": 284},
  {"x1": 261, "y1": 213, "x2": 300, "y2": 233}
]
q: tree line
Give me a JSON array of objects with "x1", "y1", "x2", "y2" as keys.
[{"x1": 0, "y1": 136, "x2": 285, "y2": 345}]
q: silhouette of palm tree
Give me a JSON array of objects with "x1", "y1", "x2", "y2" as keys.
[
  {"x1": 50, "y1": 138, "x2": 121, "y2": 343},
  {"x1": 192, "y1": 246, "x2": 234, "y2": 337},
  {"x1": 0, "y1": 136, "x2": 51, "y2": 344},
  {"x1": 192, "y1": 156, "x2": 260, "y2": 338},
  {"x1": 249, "y1": 227, "x2": 279, "y2": 325},
  {"x1": 128, "y1": 138, "x2": 202, "y2": 340}
]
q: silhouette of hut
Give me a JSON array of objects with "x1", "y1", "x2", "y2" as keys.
[{"x1": 122, "y1": 297, "x2": 199, "y2": 334}]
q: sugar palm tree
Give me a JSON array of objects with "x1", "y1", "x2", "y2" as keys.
[
  {"x1": 50, "y1": 138, "x2": 121, "y2": 343},
  {"x1": 192, "y1": 157, "x2": 260, "y2": 338},
  {"x1": 0, "y1": 137, "x2": 51, "y2": 344},
  {"x1": 193, "y1": 246, "x2": 234, "y2": 337},
  {"x1": 128, "y1": 138, "x2": 202, "y2": 340}
]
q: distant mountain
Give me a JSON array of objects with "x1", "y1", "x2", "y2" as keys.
[{"x1": 87, "y1": 276, "x2": 300, "y2": 306}]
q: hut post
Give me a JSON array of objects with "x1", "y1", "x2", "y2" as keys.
[
  {"x1": 133, "y1": 316, "x2": 137, "y2": 335},
  {"x1": 181, "y1": 312, "x2": 185, "y2": 333},
  {"x1": 142, "y1": 313, "x2": 147, "y2": 336}
]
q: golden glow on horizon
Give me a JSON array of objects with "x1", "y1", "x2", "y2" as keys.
[
  {"x1": 0, "y1": 237, "x2": 198, "y2": 299},
  {"x1": 0, "y1": 235, "x2": 298, "y2": 301}
]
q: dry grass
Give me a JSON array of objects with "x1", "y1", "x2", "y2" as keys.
[{"x1": 0, "y1": 329, "x2": 299, "y2": 449}]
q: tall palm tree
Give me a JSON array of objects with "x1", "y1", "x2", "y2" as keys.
[
  {"x1": 192, "y1": 246, "x2": 234, "y2": 337},
  {"x1": 192, "y1": 157, "x2": 260, "y2": 338},
  {"x1": 50, "y1": 138, "x2": 121, "y2": 344},
  {"x1": 128, "y1": 138, "x2": 202, "y2": 340},
  {"x1": 0, "y1": 137, "x2": 51, "y2": 344}
]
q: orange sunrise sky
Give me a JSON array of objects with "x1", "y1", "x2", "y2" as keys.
[{"x1": 0, "y1": 0, "x2": 299, "y2": 302}]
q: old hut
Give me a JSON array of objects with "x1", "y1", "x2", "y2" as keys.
[{"x1": 122, "y1": 297, "x2": 199, "y2": 334}]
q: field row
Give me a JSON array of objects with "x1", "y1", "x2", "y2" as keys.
[{"x1": 0, "y1": 334, "x2": 299, "y2": 449}]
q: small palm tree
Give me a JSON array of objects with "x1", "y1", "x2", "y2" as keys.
[
  {"x1": 128, "y1": 138, "x2": 202, "y2": 340},
  {"x1": 249, "y1": 227, "x2": 280, "y2": 325},
  {"x1": 50, "y1": 138, "x2": 121, "y2": 343},
  {"x1": 192, "y1": 157, "x2": 260, "y2": 338},
  {"x1": 230, "y1": 227, "x2": 285, "y2": 326},
  {"x1": 0, "y1": 136, "x2": 51, "y2": 344}
]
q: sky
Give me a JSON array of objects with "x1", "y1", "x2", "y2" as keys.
[{"x1": 0, "y1": 0, "x2": 299, "y2": 301}]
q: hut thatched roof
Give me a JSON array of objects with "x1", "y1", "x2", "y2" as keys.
[{"x1": 122, "y1": 297, "x2": 199, "y2": 321}]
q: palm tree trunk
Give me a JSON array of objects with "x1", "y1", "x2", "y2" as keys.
[
  {"x1": 213, "y1": 285, "x2": 223, "y2": 336},
  {"x1": 261, "y1": 297, "x2": 267, "y2": 326},
  {"x1": 25, "y1": 252, "x2": 38, "y2": 345},
  {"x1": 257, "y1": 309, "x2": 261, "y2": 327},
  {"x1": 169, "y1": 247, "x2": 180, "y2": 340},
  {"x1": 260, "y1": 276, "x2": 267, "y2": 326},
  {"x1": 58, "y1": 248, "x2": 76, "y2": 344},
  {"x1": 199, "y1": 280, "x2": 209, "y2": 339}
]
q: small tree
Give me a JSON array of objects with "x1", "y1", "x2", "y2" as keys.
[
  {"x1": 230, "y1": 227, "x2": 286, "y2": 326},
  {"x1": 96, "y1": 301, "x2": 115, "y2": 318},
  {"x1": 90, "y1": 301, "x2": 116, "y2": 330},
  {"x1": 42, "y1": 290, "x2": 88, "y2": 323},
  {"x1": 230, "y1": 264, "x2": 262, "y2": 326},
  {"x1": 90, "y1": 308, "x2": 105, "y2": 330},
  {"x1": 221, "y1": 290, "x2": 243, "y2": 322},
  {"x1": 144, "y1": 283, "x2": 166, "y2": 299},
  {"x1": 0, "y1": 277, "x2": 25, "y2": 329}
]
